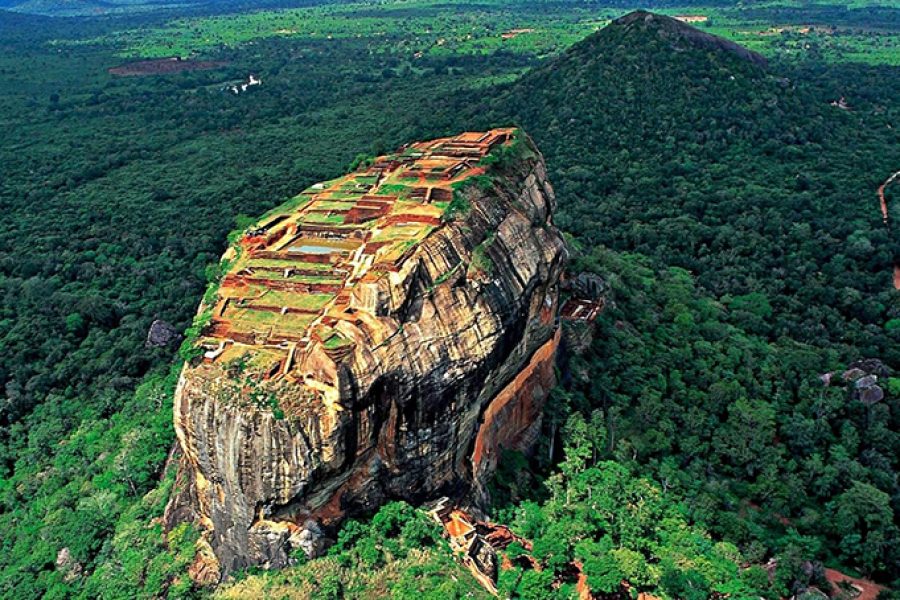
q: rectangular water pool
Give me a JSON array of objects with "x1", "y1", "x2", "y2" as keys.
[{"x1": 289, "y1": 244, "x2": 335, "y2": 255}]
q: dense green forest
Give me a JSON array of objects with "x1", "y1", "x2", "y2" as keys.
[
  {"x1": 1, "y1": 1, "x2": 898, "y2": 598},
  {"x1": 463, "y1": 12, "x2": 900, "y2": 589}
]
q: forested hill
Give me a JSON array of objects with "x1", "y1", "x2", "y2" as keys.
[
  {"x1": 467, "y1": 10, "x2": 900, "y2": 585},
  {"x1": 487, "y1": 9, "x2": 899, "y2": 359},
  {"x1": 609, "y1": 10, "x2": 768, "y2": 66}
]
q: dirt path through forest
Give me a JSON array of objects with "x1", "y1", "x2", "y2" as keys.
[{"x1": 877, "y1": 170, "x2": 900, "y2": 290}]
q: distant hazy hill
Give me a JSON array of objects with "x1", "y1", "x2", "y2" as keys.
[
  {"x1": 1, "y1": 0, "x2": 190, "y2": 16},
  {"x1": 1, "y1": 0, "x2": 341, "y2": 16}
]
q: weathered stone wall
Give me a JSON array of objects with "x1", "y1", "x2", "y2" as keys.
[{"x1": 165, "y1": 135, "x2": 566, "y2": 582}]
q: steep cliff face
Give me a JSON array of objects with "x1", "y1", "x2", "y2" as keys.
[{"x1": 165, "y1": 129, "x2": 566, "y2": 581}]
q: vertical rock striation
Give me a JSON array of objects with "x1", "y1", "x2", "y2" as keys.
[{"x1": 165, "y1": 130, "x2": 566, "y2": 581}]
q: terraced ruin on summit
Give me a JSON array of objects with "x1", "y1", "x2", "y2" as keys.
[{"x1": 197, "y1": 128, "x2": 517, "y2": 380}]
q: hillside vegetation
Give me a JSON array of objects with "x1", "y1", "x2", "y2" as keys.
[{"x1": 470, "y1": 10, "x2": 900, "y2": 585}]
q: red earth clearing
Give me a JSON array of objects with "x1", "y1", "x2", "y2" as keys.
[
  {"x1": 108, "y1": 57, "x2": 227, "y2": 77},
  {"x1": 825, "y1": 568, "x2": 884, "y2": 600}
]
